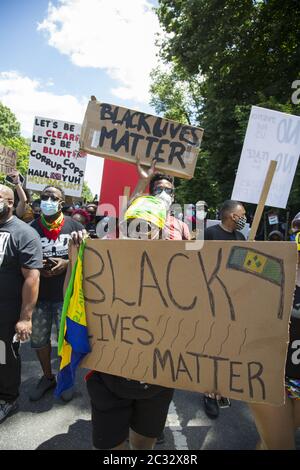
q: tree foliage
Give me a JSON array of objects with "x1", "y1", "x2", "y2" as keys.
[{"x1": 151, "y1": 0, "x2": 300, "y2": 215}]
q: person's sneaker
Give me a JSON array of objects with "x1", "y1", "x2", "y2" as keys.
[
  {"x1": 156, "y1": 432, "x2": 165, "y2": 445},
  {"x1": 0, "y1": 401, "x2": 19, "y2": 424},
  {"x1": 203, "y1": 395, "x2": 219, "y2": 419},
  {"x1": 29, "y1": 376, "x2": 56, "y2": 401},
  {"x1": 60, "y1": 387, "x2": 74, "y2": 402}
]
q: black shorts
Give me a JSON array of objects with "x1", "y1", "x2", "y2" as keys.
[{"x1": 86, "y1": 372, "x2": 174, "y2": 449}]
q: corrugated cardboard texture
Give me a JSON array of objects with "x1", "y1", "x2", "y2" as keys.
[
  {"x1": 80, "y1": 239, "x2": 297, "y2": 405},
  {"x1": 80, "y1": 100, "x2": 204, "y2": 179}
]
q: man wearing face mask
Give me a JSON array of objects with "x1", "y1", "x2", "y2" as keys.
[
  {"x1": 205, "y1": 199, "x2": 247, "y2": 241},
  {"x1": 29, "y1": 186, "x2": 84, "y2": 402},
  {"x1": 203, "y1": 199, "x2": 246, "y2": 419},
  {"x1": 0, "y1": 185, "x2": 42, "y2": 423}
]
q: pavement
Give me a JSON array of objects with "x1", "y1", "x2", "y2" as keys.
[{"x1": 1, "y1": 339, "x2": 299, "y2": 450}]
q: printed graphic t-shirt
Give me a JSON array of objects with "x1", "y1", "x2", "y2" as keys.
[
  {"x1": 0, "y1": 216, "x2": 43, "y2": 324},
  {"x1": 30, "y1": 216, "x2": 83, "y2": 302}
]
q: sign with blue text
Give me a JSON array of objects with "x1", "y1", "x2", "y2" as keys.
[{"x1": 26, "y1": 117, "x2": 87, "y2": 197}]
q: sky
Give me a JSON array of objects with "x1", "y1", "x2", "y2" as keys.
[{"x1": 0, "y1": 0, "x2": 161, "y2": 197}]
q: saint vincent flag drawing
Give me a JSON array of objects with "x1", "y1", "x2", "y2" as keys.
[
  {"x1": 55, "y1": 241, "x2": 91, "y2": 397},
  {"x1": 227, "y1": 246, "x2": 284, "y2": 319}
]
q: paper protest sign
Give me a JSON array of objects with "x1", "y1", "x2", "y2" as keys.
[
  {"x1": 80, "y1": 100, "x2": 204, "y2": 179},
  {"x1": 0, "y1": 145, "x2": 17, "y2": 175},
  {"x1": 232, "y1": 106, "x2": 300, "y2": 208},
  {"x1": 80, "y1": 239, "x2": 297, "y2": 405},
  {"x1": 26, "y1": 117, "x2": 87, "y2": 197}
]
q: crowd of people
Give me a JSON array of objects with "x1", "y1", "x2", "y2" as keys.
[{"x1": 0, "y1": 163, "x2": 299, "y2": 450}]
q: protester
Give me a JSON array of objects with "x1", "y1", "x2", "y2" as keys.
[
  {"x1": 248, "y1": 212, "x2": 300, "y2": 449},
  {"x1": 0, "y1": 184, "x2": 43, "y2": 423},
  {"x1": 86, "y1": 196, "x2": 174, "y2": 450},
  {"x1": 31, "y1": 199, "x2": 41, "y2": 220},
  {"x1": 268, "y1": 230, "x2": 284, "y2": 241},
  {"x1": 62, "y1": 204, "x2": 74, "y2": 217},
  {"x1": 202, "y1": 200, "x2": 247, "y2": 419},
  {"x1": 29, "y1": 185, "x2": 85, "y2": 402},
  {"x1": 71, "y1": 208, "x2": 91, "y2": 227}
]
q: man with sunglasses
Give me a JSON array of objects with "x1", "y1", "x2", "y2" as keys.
[
  {"x1": 29, "y1": 186, "x2": 84, "y2": 402},
  {"x1": 149, "y1": 173, "x2": 190, "y2": 241}
]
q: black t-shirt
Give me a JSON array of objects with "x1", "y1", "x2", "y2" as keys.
[
  {"x1": 285, "y1": 285, "x2": 300, "y2": 379},
  {"x1": 205, "y1": 223, "x2": 246, "y2": 241},
  {"x1": 30, "y1": 216, "x2": 83, "y2": 302},
  {"x1": 0, "y1": 216, "x2": 43, "y2": 324}
]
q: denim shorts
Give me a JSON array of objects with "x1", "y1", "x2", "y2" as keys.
[{"x1": 31, "y1": 301, "x2": 64, "y2": 349}]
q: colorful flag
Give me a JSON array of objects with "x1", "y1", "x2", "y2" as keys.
[
  {"x1": 227, "y1": 246, "x2": 284, "y2": 319},
  {"x1": 55, "y1": 241, "x2": 91, "y2": 397},
  {"x1": 227, "y1": 247, "x2": 283, "y2": 286}
]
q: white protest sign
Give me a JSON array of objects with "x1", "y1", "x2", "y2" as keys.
[
  {"x1": 26, "y1": 117, "x2": 87, "y2": 197},
  {"x1": 232, "y1": 106, "x2": 300, "y2": 208}
]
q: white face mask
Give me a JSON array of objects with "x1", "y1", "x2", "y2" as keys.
[
  {"x1": 196, "y1": 210, "x2": 207, "y2": 220},
  {"x1": 156, "y1": 191, "x2": 173, "y2": 211},
  {"x1": 40, "y1": 199, "x2": 60, "y2": 216}
]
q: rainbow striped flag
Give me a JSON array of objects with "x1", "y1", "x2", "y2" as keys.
[{"x1": 55, "y1": 241, "x2": 91, "y2": 397}]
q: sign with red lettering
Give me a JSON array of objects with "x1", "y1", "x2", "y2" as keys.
[
  {"x1": 81, "y1": 239, "x2": 297, "y2": 406},
  {"x1": 26, "y1": 116, "x2": 87, "y2": 197}
]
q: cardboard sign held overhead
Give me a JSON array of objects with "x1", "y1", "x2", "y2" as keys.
[
  {"x1": 81, "y1": 239, "x2": 297, "y2": 406},
  {"x1": 80, "y1": 99, "x2": 204, "y2": 179},
  {"x1": 0, "y1": 145, "x2": 17, "y2": 175},
  {"x1": 232, "y1": 106, "x2": 300, "y2": 208},
  {"x1": 26, "y1": 117, "x2": 87, "y2": 197}
]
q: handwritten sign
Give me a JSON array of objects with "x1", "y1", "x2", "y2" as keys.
[
  {"x1": 80, "y1": 239, "x2": 297, "y2": 406},
  {"x1": 80, "y1": 100, "x2": 204, "y2": 179},
  {"x1": 0, "y1": 145, "x2": 17, "y2": 174},
  {"x1": 26, "y1": 117, "x2": 87, "y2": 197},
  {"x1": 232, "y1": 106, "x2": 300, "y2": 208}
]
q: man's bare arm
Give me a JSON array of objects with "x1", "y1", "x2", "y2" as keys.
[{"x1": 15, "y1": 268, "x2": 40, "y2": 341}]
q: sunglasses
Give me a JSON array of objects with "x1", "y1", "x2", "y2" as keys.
[
  {"x1": 41, "y1": 194, "x2": 61, "y2": 202},
  {"x1": 153, "y1": 187, "x2": 174, "y2": 196}
]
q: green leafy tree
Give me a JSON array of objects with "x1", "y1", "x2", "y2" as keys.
[
  {"x1": 153, "y1": 0, "x2": 300, "y2": 216},
  {"x1": 81, "y1": 181, "x2": 93, "y2": 202}
]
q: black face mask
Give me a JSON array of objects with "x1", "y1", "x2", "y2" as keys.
[{"x1": 33, "y1": 213, "x2": 40, "y2": 219}]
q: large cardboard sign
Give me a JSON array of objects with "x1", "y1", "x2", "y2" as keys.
[
  {"x1": 80, "y1": 100, "x2": 204, "y2": 179},
  {"x1": 0, "y1": 145, "x2": 17, "y2": 174},
  {"x1": 232, "y1": 106, "x2": 300, "y2": 208},
  {"x1": 26, "y1": 117, "x2": 87, "y2": 197},
  {"x1": 81, "y1": 239, "x2": 297, "y2": 405}
]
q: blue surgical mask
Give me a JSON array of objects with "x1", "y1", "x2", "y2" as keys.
[{"x1": 40, "y1": 199, "x2": 60, "y2": 216}]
